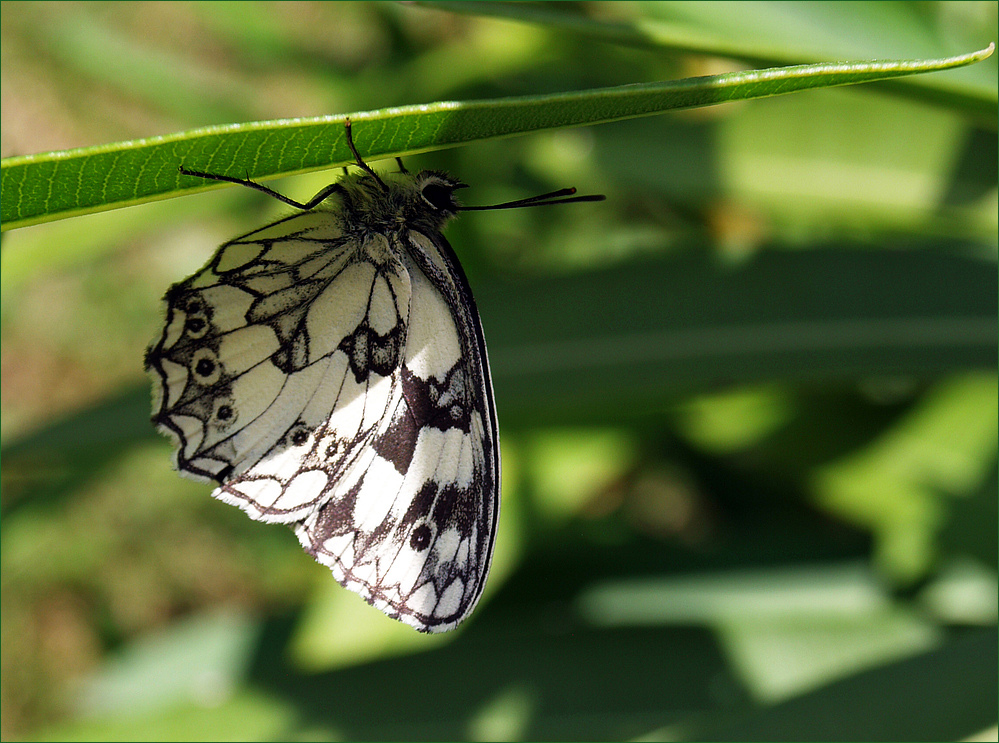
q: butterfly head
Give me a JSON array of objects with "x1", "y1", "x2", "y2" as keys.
[
  {"x1": 415, "y1": 170, "x2": 467, "y2": 212},
  {"x1": 400, "y1": 169, "x2": 468, "y2": 231}
]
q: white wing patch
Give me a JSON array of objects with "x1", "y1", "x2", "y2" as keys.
[{"x1": 147, "y1": 172, "x2": 500, "y2": 632}]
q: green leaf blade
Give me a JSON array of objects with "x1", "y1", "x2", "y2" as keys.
[{"x1": 2, "y1": 45, "x2": 992, "y2": 230}]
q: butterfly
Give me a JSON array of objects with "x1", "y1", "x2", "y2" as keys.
[{"x1": 146, "y1": 119, "x2": 603, "y2": 632}]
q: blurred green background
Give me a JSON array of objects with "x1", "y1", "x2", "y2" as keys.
[{"x1": 1, "y1": 2, "x2": 996, "y2": 740}]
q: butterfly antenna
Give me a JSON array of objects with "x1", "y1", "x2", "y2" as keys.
[
  {"x1": 178, "y1": 166, "x2": 327, "y2": 210},
  {"x1": 344, "y1": 118, "x2": 388, "y2": 191},
  {"x1": 459, "y1": 188, "x2": 605, "y2": 211}
]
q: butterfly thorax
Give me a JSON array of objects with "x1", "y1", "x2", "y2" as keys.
[{"x1": 332, "y1": 170, "x2": 464, "y2": 241}]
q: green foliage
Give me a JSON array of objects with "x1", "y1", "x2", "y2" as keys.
[
  {"x1": 1, "y1": 43, "x2": 990, "y2": 230},
  {"x1": 2, "y1": 2, "x2": 996, "y2": 741}
]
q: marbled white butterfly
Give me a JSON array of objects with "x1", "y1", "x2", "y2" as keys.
[{"x1": 146, "y1": 120, "x2": 603, "y2": 632}]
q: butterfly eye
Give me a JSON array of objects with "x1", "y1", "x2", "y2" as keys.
[{"x1": 420, "y1": 183, "x2": 455, "y2": 212}]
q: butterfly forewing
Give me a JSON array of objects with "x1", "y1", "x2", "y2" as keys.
[{"x1": 147, "y1": 171, "x2": 499, "y2": 632}]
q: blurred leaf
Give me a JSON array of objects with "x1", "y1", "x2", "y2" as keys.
[
  {"x1": 37, "y1": 7, "x2": 254, "y2": 125},
  {"x1": 73, "y1": 609, "x2": 260, "y2": 718},
  {"x1": 594, "y1": 90, "x2": 997, "y2": 240},
  {"x1": 34, "y1": 690, "x2": 300, "y2": 742},
  {"x1": 438, "y1": 1, "x2": 998, "y2": 116},
  {"x1": 483, "y1": 245, "x2": 997, "y2": 424},
  {"x1": 579, "y1": 561, "x2": 897, "y2": 627},
  {"x1": 252, "y1": 620, "x2": 741, "y2": 741},
  {"x1": 36, "y1": 619, "x2": 739, "y2": 741},
  {"x1": 717, "y1": 609, "x2": 940, "y2": 704},
  {"x1": 919, "y1": 557, "x2": 998, "y2": 625},
  {"x1": 1, "y1": 386, "x2": 153, "y2": 516},
  {"x1": 814, "y1": 374, "x2": 998, "y2": 583},
  {"x1": 937, "y1": 464, "x2": 999, "y2": 568},
  {"x1": 689, "y1": 627, "x2": 997, "y2": 742}
]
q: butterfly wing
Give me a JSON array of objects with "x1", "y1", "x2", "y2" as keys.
[
  {"x1": 147, "y1": 207, "x2": 404, "y2": 518},
  {"x1": 296, "y1": 228, "x2": 500, "y2": 632},
  {"x1": 147, "y1": 207, "x2": 499, "y2": 632}
]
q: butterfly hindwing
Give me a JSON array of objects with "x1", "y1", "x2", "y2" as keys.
[
  {"x1": 296, "y1": 228, "x2": 499, "y2": 632},
  {"x1": 147, "y1": 174, "x2": 499, "y2": 632}
]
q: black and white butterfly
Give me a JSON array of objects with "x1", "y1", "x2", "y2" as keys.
[{"x1": 146, "y1": 120, "x2": 602, "y2": 632}]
